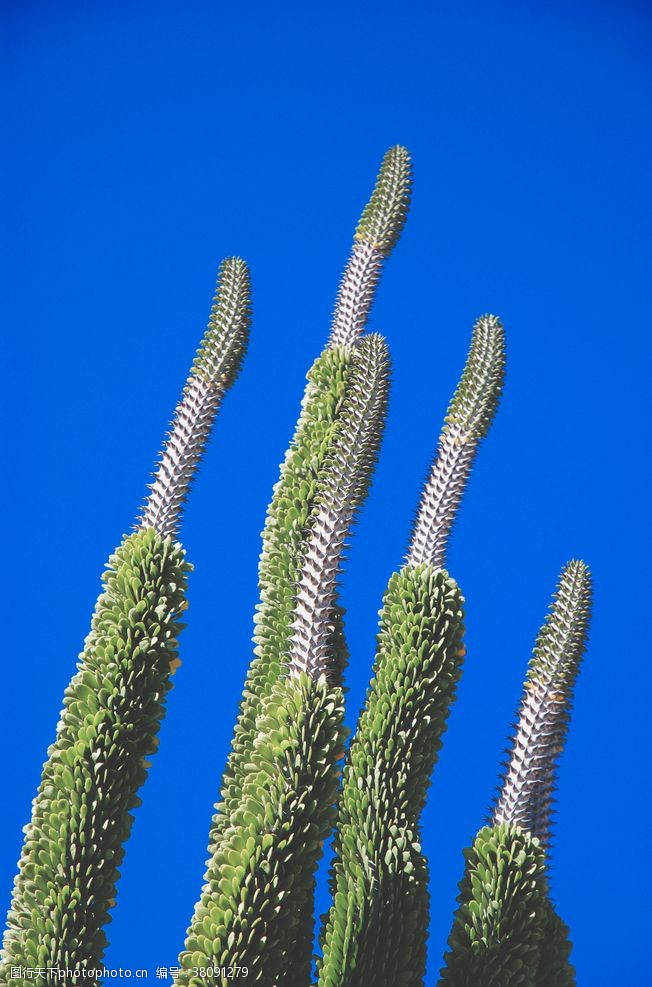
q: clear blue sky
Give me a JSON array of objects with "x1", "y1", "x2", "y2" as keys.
[{"x1": 3, "y1": 2, "x2": 651, "y2": 984}]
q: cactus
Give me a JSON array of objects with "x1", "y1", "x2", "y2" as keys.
[{"x1": 3, "y1": 149, "x2": 593, "y2": 987}]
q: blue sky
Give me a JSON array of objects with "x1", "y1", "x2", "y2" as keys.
[{"x1": 2, "y1": 1, "x2": 651, "y2": 984}]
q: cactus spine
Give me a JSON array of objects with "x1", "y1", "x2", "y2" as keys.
[
  {"x1": 288, "y1": 335, "x2": 390, "y2": 682},
  {"x1": 2, "y1": 261, "x2": 251, "y2": 983},
  {"x1": 139, "y1": 258, "x2": 252, "y2": 538},
  {"x1": 330, "y1": 145, "x2": 411, "y2": 347}
]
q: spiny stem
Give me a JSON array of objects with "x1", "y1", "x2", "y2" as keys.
[
  {"x1": 407, "y1": 314, "x2": 505, "y2": 568},
  {"x1": 329, "y1": 146, "x2": 412, "y2": 348},
  {"x1": 139, "y1": 257, "x2": 251, "y2": 538},
  {"x1": 288, "y1": 334, "x2": 390, "y2": 682},
  {"x1": 208, "y1": 345, "x2": 355, "y2": 853},
  {"x1": 317, "y1": 566, "x2": 465, "y2": 987},
  {"x1": 492, "y1": 560, "x2": 592, "y2": 847}
]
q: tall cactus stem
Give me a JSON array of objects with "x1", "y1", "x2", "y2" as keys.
[
  {"x1": 317, "y1": 566, "x2": 465, "y2": 987},
  {"x1": 210, "y1": 150, "x2": 410, "y2": 856}
]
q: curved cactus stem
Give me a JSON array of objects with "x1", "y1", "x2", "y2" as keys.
[
  {"x1": 208, "y1": 150, "x2": 411, "y2": 862},
  {"x1": 175, "y1": 337, "x2": 391, "y2": 985},
  {"x1": 318, "y1": 313, "x2": 504, "y2": 985},
  {"x1": 207, "y1": 344, "x2": 355, "y2": 849},
  {"x1": 288, "y1": 334, "x2": 390, "y2": 681}
]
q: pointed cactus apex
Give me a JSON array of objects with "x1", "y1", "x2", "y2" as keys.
[
  {"x1": 139, "y1": 257, "x2": 252, "y2": 538},
  {"x1": 492, "y1": 559, "x2": 593, "y2": 846},
  {"x1": 330, "y1": 146, "x2": 412, "y2": 348},
  {"x1": 354, "y1": 144, "x2": 413, "y2": 257}
]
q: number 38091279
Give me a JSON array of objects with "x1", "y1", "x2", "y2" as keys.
[{"x1": 192, "y1": 967, "x2": 249, "y2": 980}]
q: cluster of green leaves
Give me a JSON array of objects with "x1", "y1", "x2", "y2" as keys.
[{"x1": 440, "y1": 824, "x2": 549, "y2": 987}]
